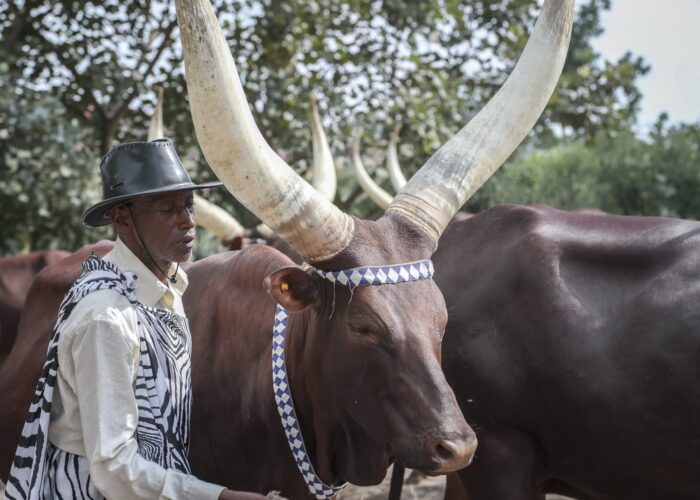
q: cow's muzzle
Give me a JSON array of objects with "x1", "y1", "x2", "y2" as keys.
[{"x1": 400, "y1": 430, "x2": 477, "y2": 474}]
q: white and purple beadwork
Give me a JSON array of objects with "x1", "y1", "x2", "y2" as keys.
[
  {"x1": 315, "y1": 259, "x2": 434, "y2": 287},
  {"x1": 272, "y1": 259, "x2": 434, "y2": 499}
]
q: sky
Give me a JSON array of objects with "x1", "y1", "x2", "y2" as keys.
[{"x1": 592, "y1": 0, "x2": 700, "y2": 131}]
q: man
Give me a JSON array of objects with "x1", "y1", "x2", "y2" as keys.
[{"x1": 6, "y1": 140, "x2": 266, "y2": 499}]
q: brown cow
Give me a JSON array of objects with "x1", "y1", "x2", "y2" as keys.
[{"x1": 0, "y1": 250, "x2": 69, "y2": 364}]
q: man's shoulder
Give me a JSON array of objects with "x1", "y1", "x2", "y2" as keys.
[{"x1": 63, "y1": 287, "x2": 138, "y2": 334}]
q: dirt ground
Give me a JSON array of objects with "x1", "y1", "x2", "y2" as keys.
[
  {"x1": 0, "y1": 472, "x2": 576, "y2": 499},
  {"x1": 341, "y1": 467, "x2": 445, "y2": 499},
  {"x1": 340, "y1": 467, "x2": 574, "y2": 499}
]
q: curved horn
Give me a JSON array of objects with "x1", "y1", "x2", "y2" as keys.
[
  {"x1": 387, "y1": 0, "x2": 573, "y2": 242},
  {"x1": 310, "y1": 94, "x2": 337, "y2": 202},
  {"x1": 175, "y1": 0, "x2": 353, "y2": 262},
  {"x1": 352, "y1": 134, "x2": 393, "y2": 210},
  {"x1": 193, "y1": 194, "x2": 245, "y2": 241},
  {"x1": 147, "y1": 87, "x2": 165, "y2": 141},
  {"x1": 386, "y1": 124, "x2": 407, "y2": 193}
]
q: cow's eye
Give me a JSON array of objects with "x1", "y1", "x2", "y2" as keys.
[{"x1": 349, "y1": 324, "x2": 373, "y2": 336}]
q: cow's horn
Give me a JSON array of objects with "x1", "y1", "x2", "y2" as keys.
[
  {"x1": 386, "y1": 0, "x2": 573, "y2": 242},
  {"x1": 193, "y1": 194, "x2": 245, "y2": 241},
  {"x1": 175, "y1": 0, "x2": 353, "y2": 262},
  {"x1": 310, "y1": 95, "x2": 337, "y2": 202},
  {"x1": 147, "y1": 87, "x2": 165, "y2": 142},
  {"x1": 386, "y1": 124, "x2": 407, "y2": 193},
  {"x1": 352, "y1": 134, "x2": 392, "y2": 210}
]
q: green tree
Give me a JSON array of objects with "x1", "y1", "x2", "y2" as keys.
[
  {"x1": 0, "y1": 0, "x2": 650, "y2": 253},
  {"x1": 467, "y1": 119, "x2": 700, "y2": 219},
  {"x1": 0, "y1": 64, "x2": 111, "y2": 254}
]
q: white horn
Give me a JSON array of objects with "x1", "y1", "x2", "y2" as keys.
[
  {"x1": 148, "y1": 87, "x2": 165, "y2": 141},
  {"x1": 352, "y1": 135, "x2": 393, "y2": 210},
  {"x1": 175, "y1": 0, "x2": 353, "y2": 262},
  {"x1": 387, "y1": 0, "x2": 574, "y2": 243},
  {"x1": 310, "y1": 95, "x2": 337, "y2": 202},
  {"x1": 386, "y1": 124, "x2": 407, "y2": 193},
  {"x1": 193, "y1": 194, "x2": 245, "y2": 241}
]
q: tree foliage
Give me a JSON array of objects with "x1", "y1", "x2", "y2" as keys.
[
  {"x1": 0, "y1": 0, "x2": 652, "y2": 254},
  {"x1": 0, "y1": 63, "x2": 112, "y2": 253},
  {"x1": 467, "y1": 118, "x2": 700, "y2": 219}
]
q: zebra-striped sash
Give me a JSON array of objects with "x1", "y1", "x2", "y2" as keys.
[{"x1": 6, "y1": 256, "x2": 193, "y2": 499}]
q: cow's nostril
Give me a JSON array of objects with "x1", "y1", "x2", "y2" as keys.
[
  {"x1": 431, "y1": 435, "x2": 477, "y2": 472},
  {"x1": 436, "y1": 442, "x2": 454, "y2": 461}
]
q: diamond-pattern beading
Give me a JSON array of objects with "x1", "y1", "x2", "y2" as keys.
[{"x1": 315, "y1": 259, "x2": 434, "y2": 286}]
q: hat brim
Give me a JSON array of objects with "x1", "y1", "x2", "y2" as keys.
[{"x1": 81, "y1": 181, "x2": 224, "y2": 229}]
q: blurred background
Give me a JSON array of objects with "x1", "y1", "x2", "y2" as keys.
[{"x1": 1, "y1": 0, "x2": 698, "y2": 258}]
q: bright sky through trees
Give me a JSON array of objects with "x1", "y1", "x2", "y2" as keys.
[{"x1": 593, "y1": 0, "x2": 700, "y2": 129}]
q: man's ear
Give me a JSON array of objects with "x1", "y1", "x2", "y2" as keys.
[
  {"x1": 110, "y1": 205, "x2": 131, "y2": 230},
  {"x1": 263, "y1": 266, "x2": 321, "y2": 312}
]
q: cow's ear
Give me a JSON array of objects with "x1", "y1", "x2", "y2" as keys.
[{"x1": 263, "y1": 266, "x2": 321, "y2": 312}]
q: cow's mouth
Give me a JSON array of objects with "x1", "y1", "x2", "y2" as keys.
[{"x1": 329, "y1": 435, "x2": 393, "y2": 487}]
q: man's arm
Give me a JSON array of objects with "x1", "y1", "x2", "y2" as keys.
[{"x1": 71, "y1": 311, "x2": 227, "y2": 499}]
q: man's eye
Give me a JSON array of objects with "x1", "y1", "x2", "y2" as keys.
[{"x1": 160, "y1": 205, "x2": 175, "y2": 213}]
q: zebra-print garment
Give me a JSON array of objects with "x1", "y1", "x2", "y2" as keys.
[{"x1": 6, "y1": 255, "x2": 193, "y2": 499}]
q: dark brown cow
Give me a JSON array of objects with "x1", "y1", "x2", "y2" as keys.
[
  {"x1": 0, "y1": 250, "x2": 69, "y2": 364},
  {"x1": 437, "y1": 205, "x2": 700, "y2": 499}
]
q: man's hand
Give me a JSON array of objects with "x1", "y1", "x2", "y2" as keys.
[{"x1": 218, "y1": 489, "x2": 266, "y2": 500}]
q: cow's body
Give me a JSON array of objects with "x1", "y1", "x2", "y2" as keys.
[
  {"x1": 0, "y1": 250, "x2": 70, "y2": 364},
  {"x1": 436, "y1": 204, "x2": 700, "y2": 499}
]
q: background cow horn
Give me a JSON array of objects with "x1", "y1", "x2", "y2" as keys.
[
  {"x1": 175, "y1": 0, "x2": 354, "y2": 262},
  {"x1": 352, "y1": 133, "x2": 392, "y2": 210},
  {"x1": 386, "y1": 0, "x2": 574, "y2": 243},
  {"x1": 147, "y1": 87, "x2": 165, "y2": 142},
  {"x1": 310, "y1": 94, "x2": 337, "y2": 202},
  {"x1": 193, "y1": 195, "x2": 245, "y2": 241},
  {"x1": 386, "y1": 124, "x2": 407, "y2": 193}
]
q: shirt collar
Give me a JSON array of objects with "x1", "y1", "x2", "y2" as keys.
[{"x1": 104, "y1": 238, "x2": 189, "y2": 308}]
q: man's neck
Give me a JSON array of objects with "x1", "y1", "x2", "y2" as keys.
[{"x1": 119, "y1": 235, "x2": 172, "y2": 284}]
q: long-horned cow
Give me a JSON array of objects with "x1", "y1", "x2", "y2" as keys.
[
  {"x1": 176, "y1": 0, "x2": 570, "y2": 496},
  {"x1": 0, "y1": 0, "x2": 572, "y2": 497}
]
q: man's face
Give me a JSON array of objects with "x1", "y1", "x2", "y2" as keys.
[{"x1": 127, "y1": 191, "x2": 196, "y2": 264}]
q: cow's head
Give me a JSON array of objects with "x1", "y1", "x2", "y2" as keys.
[{"x1": 175, "y1": 0, "x2": 573, "y2": 488}]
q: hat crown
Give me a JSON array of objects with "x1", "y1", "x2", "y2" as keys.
[{"x1": 100, "y1": 140, "x2": 192, "y2": 200}]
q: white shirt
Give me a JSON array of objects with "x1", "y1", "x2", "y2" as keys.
[{"x1": 48, "y1": 238, "x2": 225, "y2": 500}]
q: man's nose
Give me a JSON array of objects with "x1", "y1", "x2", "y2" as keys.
[{"x1": 178, "y1": 205, "x2": 196, "y2": 228}]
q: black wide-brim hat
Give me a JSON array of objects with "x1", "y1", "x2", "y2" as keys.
[{"x1": 82, "y1": 139, "x2": 223, "y2": 228}]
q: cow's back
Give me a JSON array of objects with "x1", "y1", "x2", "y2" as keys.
[
  {"x1": 436, "y1": 204, "x2": 700, "y2": 498},
  {"x1": 0, "y1": 250, "x2": 70, "y2": 361}
]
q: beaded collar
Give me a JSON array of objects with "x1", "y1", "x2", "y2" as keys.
[{"x1": 271, "y1": 259, "x2": 434, "y2": 498}]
